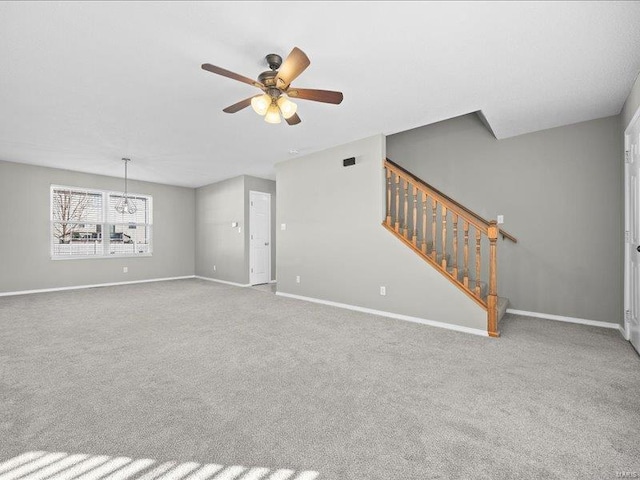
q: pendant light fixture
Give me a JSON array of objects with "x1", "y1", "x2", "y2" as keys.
[{"x1": 115, "y1": 158, "x2": 137, "y2": 215}]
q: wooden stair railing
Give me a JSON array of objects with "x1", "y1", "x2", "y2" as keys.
[{"x1": 383, "y1": 158, "x2": 517, "y2": 337}]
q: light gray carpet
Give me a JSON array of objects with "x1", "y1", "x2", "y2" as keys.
[{"x1": 0, "y1": 279, "x2": 639, "y2": 480}]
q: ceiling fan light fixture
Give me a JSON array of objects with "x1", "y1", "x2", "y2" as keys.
[
  {"x1": 264, "y1": 104, "x2": 282, "y2": 124},
  {"x1": 203, "y1": 46, "x2": 343, "y2": 126},
  {"x1": 251, "y1": 94, "x2": 271, "y2": 116},
  {"x1": 277, "y1": 95, "x2": 297, "y2": 119}
]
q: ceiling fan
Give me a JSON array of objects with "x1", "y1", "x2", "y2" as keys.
[{"x1": 201, "y1": 47, "x2": 343, "y2": 125}]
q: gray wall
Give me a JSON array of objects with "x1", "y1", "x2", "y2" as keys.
[
  {"x1": 195, "y1": 175, "x2": 276, "y2": 285},
  {"x1": 195, "y1": 176, "x2": 246, "y2": 284},
  {"x1": 387, "y1": 113, "x2": 623, "y2": 325},
  {"x1": 276, "y1": 135, "x2": 487, "y2": 331},
  {"x1": 244, "y1": 175, "x2": 276, "y2": 282},
  {"x1": 0, "y1": 160, "x2": 195, "y2": 293},
  {"x1": 622, "y1": 72, "x2": 640, "y2": 129}
]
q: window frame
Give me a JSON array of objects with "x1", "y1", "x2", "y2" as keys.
[{"x1": 50, "y1": 184, "x2": 153, "y2": 260}]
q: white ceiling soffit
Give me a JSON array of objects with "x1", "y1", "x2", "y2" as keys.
[{"x1": 1, "y1": 1, "x2": 639, "y2": 188}]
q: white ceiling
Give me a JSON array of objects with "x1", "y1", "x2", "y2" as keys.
[{"x1": 1, "y1": 1, "x2": 639, "y2": 188}]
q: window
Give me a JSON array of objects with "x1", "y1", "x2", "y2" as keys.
[{"x1": 51, "y1": 185, "x2": 152, "y2": 259}]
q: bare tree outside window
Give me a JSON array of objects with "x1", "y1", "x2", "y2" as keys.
[
  {"x1": 52, "y1": 190, "x2": 90, "y2": 243},
  {"x1": 51, "y1": 188, "x2": 103, "y2": 258}
]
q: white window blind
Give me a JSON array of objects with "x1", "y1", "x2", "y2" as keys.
[
  {"x1": 107, "y1": 194, "x2": 152, "y2": 256},
  {"x1": 50, "y1": 185, "x2": 153, "y2": 259}
]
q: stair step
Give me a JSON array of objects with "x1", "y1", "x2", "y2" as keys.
[
  {"x1": 443, "y1": 266, "x2": 487, "y2": 296},
  {"x1": 498, "y1": 297, "x2": 509, "y2": 323},
  {"x1": 435, "y1": 253, "x2": 450, "y2": 265},
  {"x1": 468, "y1": 280, "x2": 488, "y2": 299}
]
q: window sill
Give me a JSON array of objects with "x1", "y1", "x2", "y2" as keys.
[{"x1": 51, "y1": 253, "x2": 153, "y2": 261}]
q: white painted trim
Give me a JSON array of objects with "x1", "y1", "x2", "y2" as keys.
[
  {"x1": 623, "y1": 106, "x2": 640, "y2": 348},
  {"x1": 619, "y1": 324, "x2": 630, "y2": 341},
  {"x1": 624, "y1": 102, "x2": 640, "y2": 134},
  {"x1": 50, "y1": 253, "x2": 153, "y2": 261},
  {"x1": 0, "y1": 275, "x2": 195, "y2": 297},
  {"x1": 276, "y1": 291, "x2": 489, "y2": 337},
  {"x1": 506, "y1": 308, "x2": 619, "y2": 329},
  {"x1": 195, "y1": 275, "x2": 251, "y2": 288}
]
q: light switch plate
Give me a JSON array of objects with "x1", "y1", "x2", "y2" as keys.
[{"x1": 497, "y1": 215, "x2": 504, "y2": 224}]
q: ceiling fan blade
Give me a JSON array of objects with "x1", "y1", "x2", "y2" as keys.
[
  {"x1": 223, "y1": 96, "x2": 259, "y2": 114},
  {"x1": 287, "y1": 88, "x2": 343, "y2": 104},
  {"x1": 276, "y1": 47, "x2": 310, "y2": 88},
  {"x1": 201, "y1": 63, "x2": 264, "y2": 89},
  {"x1": 285, "y1": 113, "x2": 301, "y2": 125}
]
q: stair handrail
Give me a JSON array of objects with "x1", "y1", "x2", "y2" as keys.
[{"x1": 385, "y1": 158, "x2": 517, "y2": 243}]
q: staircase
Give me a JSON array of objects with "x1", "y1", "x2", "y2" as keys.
[{"x1": 383, "y1": 158, "x2": 517, "y2": 337}]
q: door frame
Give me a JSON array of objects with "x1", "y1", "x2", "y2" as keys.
[
  {"x1": 249, "y1": 190, "x2": 272, "y2": 286},
  {"x1": 623, "y1": 105, "x2": 640, "y2": 341}
]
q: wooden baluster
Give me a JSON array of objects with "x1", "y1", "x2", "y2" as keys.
[
  {"x1": 403, "y1": 180, "x2": 409, "y2": 238},
  {"x1": 385, "y1": 168, "x2": 392, "y2": 226},
  {"x1": 452, "y1": 213, "x2": 458, "y2": 279},
  {"x1": 421, "y1": 192, "x2": 427, "y2": 254},
  {"x1": 475, "y1": 229, "x2": 481, "y2": 297},
  {"x1": 463, "y1": 221, "x2": 469, "y2": 288},
  {"x1": 431, "y1": 199, "x2": 437, "y2": 260},
  {"x1": 394, "y1": 174, "x2": 400, "y2": 233},
  {"x1": 441, "y1": 205, "x2": 447, "y2": 269},
  {"x1": 412, "y1": 186, "x2": 418, "y2": 246},
  {"x1": 488, "y1": 221, "x2": 499, "y2": 337}
]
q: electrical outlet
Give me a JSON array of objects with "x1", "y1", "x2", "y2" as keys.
[
  {"x1": 281, "y1": 223, "x2": 287, "y2": 231},
  {"x1": 238, "y1": 227, "x2": 241, "y2": 233},
  {"x1": 123, "y1": 267, "x2": 128, "y2": 273},
  {"x1": 497, "y1": 215, "x2": 504, "y2": 224},
  {"x1": 213, "y1": 265, "x2": 216, "y2": 272},
  {"x1": 296, "y1": 275, "x2": 301, "y2": 284},
  {"x1": 380, "y1": 286, "x2": 386, "y2": 296}
]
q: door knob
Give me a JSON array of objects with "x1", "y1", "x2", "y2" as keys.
[
  {"x1": 637, "y1": 245, "x2": 640, "y2": 253},
  {"x1": 265, "y1": 242, "x2": 270, "y2": 246}
]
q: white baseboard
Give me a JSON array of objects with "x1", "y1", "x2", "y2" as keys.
[
  {"x1": 0, "y1": 275, "x2": 196, "y2": 297},
  {"x1": 276, "y1": 291, "x2": 489, "y2": 337},
  {"x1": 195, "y1": 275, "x2": 251, "y2": 288},
  {"x1": 506, "y1": 308, "x2": 620, "y2": 330}
]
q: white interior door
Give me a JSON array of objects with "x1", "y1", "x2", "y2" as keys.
[
  {"x1": 250, "y1": 191, "x2": 271, "y2": 286},
  {"x1": 625, "y1": 112, "x2": 640, "y2": 354}
]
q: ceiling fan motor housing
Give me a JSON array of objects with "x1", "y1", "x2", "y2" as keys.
[{"x1": 258, "y1": 70, "x2": 279, "y2": 89}]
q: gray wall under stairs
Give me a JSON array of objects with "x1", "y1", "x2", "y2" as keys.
[
  {"x1": 387, "y1": 113, "x2": 623, "y2": 326},
  {"x1": 276, "y1": 134, "x2": 487, "y2": 333}
]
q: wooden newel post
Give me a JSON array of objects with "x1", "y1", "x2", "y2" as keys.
[{"x1": 487, "y1": 220, "x2": 499, "y2": 338}]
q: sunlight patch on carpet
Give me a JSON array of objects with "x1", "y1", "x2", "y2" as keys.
[{"x1": 0, "y1": 453, "x2": 319, "y2": 480}]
